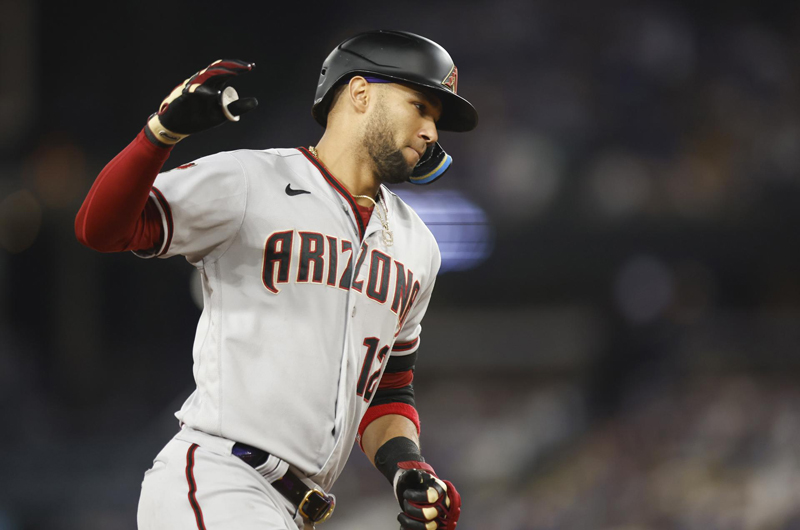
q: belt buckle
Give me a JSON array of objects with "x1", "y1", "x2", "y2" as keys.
[{"x1": 298, "y1": 488, "x2": 335, "y2": 524}]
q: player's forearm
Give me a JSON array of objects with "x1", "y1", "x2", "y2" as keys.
[
  {"x1": 75, "y1": 129, "x2": 171, "y2": 251},
  {"x1": 362, "y1": 413, "x2": 420, "y2": 466},
  {"x1": 363, "y1": 412, "x2": 462, "y2": 528}
]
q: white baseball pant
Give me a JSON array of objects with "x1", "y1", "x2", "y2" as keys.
[{"x1": 137, "y1": 429, "x2": 308, "y2": 530}]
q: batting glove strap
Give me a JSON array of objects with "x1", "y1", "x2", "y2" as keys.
[
  {"x1": 145, "y1": 113, "x2": 188, "y2": 147},
  {"x1": 144, "y1": 59, "x2": 258, "y2": 148}
]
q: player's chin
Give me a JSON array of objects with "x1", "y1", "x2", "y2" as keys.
[{"x1": 376, "y1": 149, "x2": 414, "y2": 184}]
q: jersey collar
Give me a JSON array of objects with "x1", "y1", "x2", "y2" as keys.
[{"x1": 298, "y1": 147, "x2": 391, "y2": 242}]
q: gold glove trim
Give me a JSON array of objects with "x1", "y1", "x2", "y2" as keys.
[{"x1": 146, "y1": 114, "x2": 188, "y2": 146}]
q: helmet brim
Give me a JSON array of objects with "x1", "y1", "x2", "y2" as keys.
[{"x1": 432, "y1": 87, "x2": 479, "y2": 132}]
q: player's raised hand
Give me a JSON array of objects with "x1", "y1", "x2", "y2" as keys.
[
  {"x1": 145, "y1": 59, "x2": 258, "y2": 147},
  {"x1": 395, "y1": 466, "x2": 461, "y2": 530}
]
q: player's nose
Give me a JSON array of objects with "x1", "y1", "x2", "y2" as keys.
[{"x1": 419, "y1": 118, "x2": 438, "y2": 145}]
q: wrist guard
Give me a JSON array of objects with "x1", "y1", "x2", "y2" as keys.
[{"x1": 374, "y1": 436, "x2": 426, "y2": 486}]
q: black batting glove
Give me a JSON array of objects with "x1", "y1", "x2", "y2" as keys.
[
  {"x1": 375, "y1": 437, "x2": 462, "y2": 530},
  {"x1": 395, "y1": 465, "x2": 461, "y2": 530},
  {"x1": 145, "y1": 59, "x2": 258, "y2": 147}
]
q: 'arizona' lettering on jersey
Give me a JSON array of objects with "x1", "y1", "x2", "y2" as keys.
[{"x1": 262, "y1": 231, "x2": 422, "y2": 333}]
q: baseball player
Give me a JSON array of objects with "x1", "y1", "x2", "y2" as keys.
[{"x1": 75, "y1": 30, "x2": 478, "y2": 530}]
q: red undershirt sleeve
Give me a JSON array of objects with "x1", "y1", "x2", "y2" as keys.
[{"x1": 75, "y1": 129, "x2": 173, "y2": 253}]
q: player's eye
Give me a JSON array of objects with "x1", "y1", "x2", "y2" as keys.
[{"x1": 412, "y1": 100, "x2": 440, "y2": 123}]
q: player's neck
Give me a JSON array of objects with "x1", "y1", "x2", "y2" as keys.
[{"x1": 313, "y1": 135, "x2": 381, "y2": 208}]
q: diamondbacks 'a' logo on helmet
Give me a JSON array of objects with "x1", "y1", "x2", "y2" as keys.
[{"x1": 442, "y1": 65, "x2": 458, "y2": 94}]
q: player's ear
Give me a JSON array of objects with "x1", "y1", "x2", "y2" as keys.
[{"x1": 347, "y1": 76, "x2": 370, "y2": 115}]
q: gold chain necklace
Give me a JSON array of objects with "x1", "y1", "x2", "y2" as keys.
[
  {"x1": 308, "y1": 145, "x2": 394, "y2": 246},
  {"x1": 353, "y1": 193, "x2": 393, "y2": 246}
]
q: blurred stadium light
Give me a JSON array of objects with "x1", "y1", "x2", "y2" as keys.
[{"x1": 393, "y1": 188, "x2": 494, "y2": 273}]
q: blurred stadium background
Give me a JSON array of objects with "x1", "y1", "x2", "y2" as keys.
[{"x1": 2, "y1": 0, "x2": 800, "y2": 528}]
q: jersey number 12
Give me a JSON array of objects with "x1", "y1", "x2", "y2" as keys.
[{"x1": 356, "y1": 337, "x2": 389, "y2": 402}]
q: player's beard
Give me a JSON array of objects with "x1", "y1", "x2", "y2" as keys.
[{"x1": 363, "y1": 102, "x2": 414, "y2": 185}]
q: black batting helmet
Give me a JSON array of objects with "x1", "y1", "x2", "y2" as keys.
[{"x1": 311, "y1": 30, "x2": 478, "y2": 133}]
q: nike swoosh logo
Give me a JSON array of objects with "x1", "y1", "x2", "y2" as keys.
[{"x1": 285, "y1": 184, "x2": 310, "y2": 196}]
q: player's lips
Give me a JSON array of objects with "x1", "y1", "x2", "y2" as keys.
[{"x1": 407, "y1": 146, "x2": 423, "y2": 161}]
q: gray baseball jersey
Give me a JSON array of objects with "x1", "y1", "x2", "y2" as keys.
[{"x1": 136, "y1": 147, "x2": 440, "y2": 491}]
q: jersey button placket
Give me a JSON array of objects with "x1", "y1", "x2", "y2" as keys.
[
  {"x1": 338, "y1": 196, "x2": 362, "y2": 244},
  {"x1": 333, "y1": 193, "x2": 364, "y2": 445}
]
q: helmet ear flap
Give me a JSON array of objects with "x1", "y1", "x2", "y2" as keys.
[{"x1": 409, "y1": 143, "x2": 452, "y2": 185}]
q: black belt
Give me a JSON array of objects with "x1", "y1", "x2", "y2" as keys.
[{"x1": 232, "y1": 442, "x2": 335, "y2": 524}]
